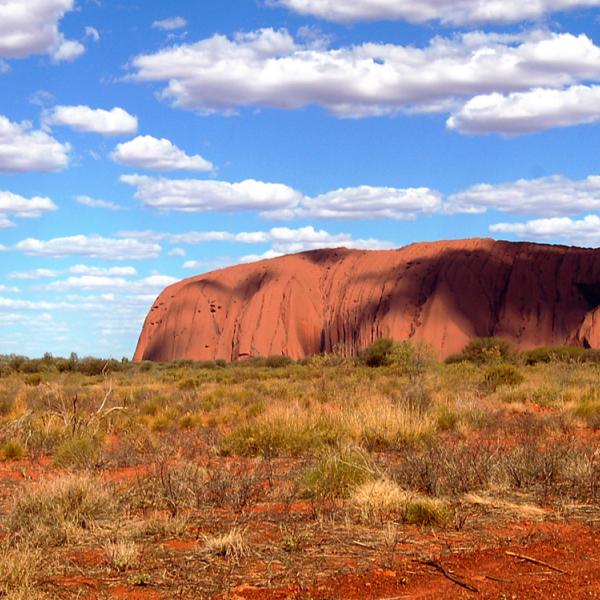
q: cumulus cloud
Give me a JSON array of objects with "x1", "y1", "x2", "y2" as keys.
[
  {"x1": 0, "y1": 0, "x2": 78, "y2": 59},
  {"x1": 0, "y1": 116, "x2": 70, "y2": 172},
  {"x1": 43, "y1": 274, "x2": 177, "y2": 293},
  {"x1": 120, "y1": 175, "x2": 442, "y2": 219},
  {"x1": 490, "y1": 215, "x2": 600, "y2": 247},
  {"x1": 75, "y1": 195, "x2": 123, "y2": 211},
  {"x1": 130, "y1": 28, "x2": 600, "y2": 125},
  {"x1": 43, "y1": 105, "x2": 138, "y2": 136},
  {"x1": 111, "y1": 135, "x2": 213, "y2": 171},
  {"x1": 152, "y1": 16, "x2": 187, "y2": 30},
  {"x1": 0, "y1": 191, "x2": 58, "y2": 227},
  {"x1": 272, "y1": 0, "x2": 600, "y2": 24},
  {"x1": 50, "y1": 36, "x2": 85, "y2": 63},
  {"x1": 14, "y1": 235, "x2": 161, "y2": 260},
  {"x1": 301, "y1": 186, "x2": 442, "y2": 219},
  {"x1": 448, "y1": 85, "x2": 600, "y2": 134},
  {"x1": 120, "y1": 174, "x2": 303, "y2": 218},
  {"x1": 446, "y1": 175, "x2": 600, "y2": 216}
]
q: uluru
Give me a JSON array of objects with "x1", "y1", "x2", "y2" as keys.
[{"x1": 134, "y1": 238, "x2": 600, "y2": 362}]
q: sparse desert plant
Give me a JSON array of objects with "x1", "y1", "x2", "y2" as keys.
[
  {"x1": 573, "y1": 394, "x2": 600, "y2": 429},
  {"x1": 53, "y1": 434, "x2": 101, "y2": 469},
  {"x1": 350, "y1": 478, "x2": 452, "y2": 526},
  {"x1": 0, "y1": 544, "x2": 44, "y2": 599},
  {"x1": 104, "y1": 540, "x2": 139, "y2": 572},
  {"x1": 202, "y1": 527, "x2": 248, "y2": 560},
  {"x1": 1, "y1": 440, "x2": 24, "y2": 460},
  {"x1": 404, "y1": 496, "x2": 453, "y2": 526},
  {"x1": 9, "y1": 474, "x2": 116, "y2": 545},
  {"x1": 301, "y1": 447, "x2": 374, "y2": 501},
  {"x1": 483, "y1": 364, "x2": 525, "y2": 392}
]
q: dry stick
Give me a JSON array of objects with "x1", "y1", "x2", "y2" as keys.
[
  {"x1": 416, "y1": 559, "x2": 479, "y2": 593},
  {"x1": 505, "y1": 551, "x2": 569, "y2": 575}
]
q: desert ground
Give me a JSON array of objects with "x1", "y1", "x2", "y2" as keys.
[{"x1": 0, "y1": 339, "x2": 599, "y2": 599}]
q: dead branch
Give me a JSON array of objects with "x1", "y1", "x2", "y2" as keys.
[
  {"x1": 416, "y1": 559, "x2": 479, "y2": 593},
  {"x1": 505, "y1": 551, "x2": 568, "y2": 575}
]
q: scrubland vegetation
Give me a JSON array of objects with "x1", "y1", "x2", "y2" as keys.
[{"x1": 0, "y1": 339, "x2": 599, "y2": 598}]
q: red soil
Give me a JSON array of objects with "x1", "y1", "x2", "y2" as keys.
[
  {"x1": 233, "y1": 522, "x2": 600, "y2": 599},
  {"x1": 134, "y1": 238, "x2": 600, "y2": 361}
]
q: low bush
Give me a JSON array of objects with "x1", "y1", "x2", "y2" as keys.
[
  {"x1": 53, "y1": 435, "x2": 102, "y2": 469},
  {"x1": 483, "y1": 364, "x2": 525, "y2": 392},
  {"x1": 9, "y1": 474, "x2": 115, "y2": 545},
  {"x1": 524, "y1": 346, "x2": 586, "y2": 365},
  {"x1": 301, "y1": 447, "x2": 373, "y2": 501},
  {"x1": 447, "y1": 337, "x2": 516, "y2": 365},
  {"x1": 1, "y1": 440, "x2": 25, "y2": 461}
]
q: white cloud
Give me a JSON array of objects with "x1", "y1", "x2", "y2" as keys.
[
  {"x1": 490, "y1": 215, "x2": 600, "y2": 247},
  {"x1": 120, "y1": 174, "x2": 303, "y2": 218},
  {"x1": 0, "y1": 0, "x2": 77, "y2": 59},
  {"x1": 0, "y1": 116, "x2": 70, "y2": 172},
  {"x1": 272, "y1": 0, "x2": 600, "y2": 24},
  {"x1": 68, "y1": 265, "x2": 137, "y2": 276},
  {"x1": 172, "y1": 225, "x2": 394, "y2": 266},
  {"x1": 152, "y1": 16, "x2": 187, "y2": 30},
  {"x1": 85, "y1": 26, "x2": 100, "y2": 42},
  {"x1": 448, "y1": 85, "x2": 600, "y2": 134},
  {"x1": 111, "y1": 135, "x2": 213, "y2": 171},
  {"x1": 168, "y1": 247, "x2": 186, "y2": 257},
  {"x1": 76, "y1": 195, "x2": 123, "y2": 210},
  {"x1": 50, "y1": 35, "x2": 85, "y2": 63},
  {"x1": 120, "y1": 176, "x2": 441, "y2": 219},
  {"x1": 43, "y1": 274, "x2": 177, "y2": 293},
  {"x1": 8, "y1": 268, "x2": 60, "y2": 281},
  {"x1": 43, "y1": 105, "x2": 138, "y2": 136},
  {"x1": 130, "y1": 28, "x2": 600, "y2": 122},
  {"x1": 446, "y1": 175, "x2": 600, "y2": 216},
  {"x1": 0, "y1": 285, "x2": 19, "y2": 293},
  {"x1": 14, "y1": 235, "x2": 161, "y2": 260},
  {"x1": 0, "y1": 191, "x2": 58, "y2": 227},
  {"x1": 302, "y1": 186, "x2": 441, "y2": 219}
]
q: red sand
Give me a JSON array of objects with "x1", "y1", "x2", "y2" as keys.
[{"x1": 134, "y1": 238, "x2": 600, "y2": 361}]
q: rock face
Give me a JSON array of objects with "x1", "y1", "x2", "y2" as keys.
[{"x1": 133, "y1": 238, "x2": 600, "y2": 362}]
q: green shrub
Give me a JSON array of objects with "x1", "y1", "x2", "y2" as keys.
[
  {"x1": 525, "y1": 346, "x2": 586, "y2": 365},
  {"x1": 404, "y1": 497, "x2": 453, "y2": 527},
  {"x1": 448, "y1": 337, "x2": 516, "y2": 365},
  {"x1": 219, "y1": 416, "x2": 340, "y2": 457},
  {"x1": 483, "y1": 364, "x2": 525, "y2": 392},
  {"x1": 573, "y1": 395, "x2": 600, "y2": 429},
  {"x1": 1, "y1": 440, "x2": 24, "y2": 461},
  {"x1": 301, "y1": 447, "x2": 373, "y2": 501},
  {"x1": 362, "y1": 338, "x2": 396, "y2": 367},
  {"x1": 435, "y1": 406, "x2": 460, "y2": 432},
  {"x1": 264, "y1": 355, "x2": 293, "y2": 368},
  {"x1": 53, "y1": 435, "x2": 101, "y2": 469}
]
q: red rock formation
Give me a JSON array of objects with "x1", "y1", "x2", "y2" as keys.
[{"x1": 133, "y1": 238, "x2": 600, "y2": 361}]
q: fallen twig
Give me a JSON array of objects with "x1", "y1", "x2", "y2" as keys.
[
  {"x1": 505, "y1": 551, "x2": 568, "y2": 575},
  {"x1": 416, "y1": 559, "x2": 479, "y2": 593},
  {"x1": 485, "y1": 574, "x2": 513, "y2": 584}
]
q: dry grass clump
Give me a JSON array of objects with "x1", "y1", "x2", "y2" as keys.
[
  {"x1": 9, "y1": 474, "x2": 116, "y2": 546},
  {"x1": 0, "y1": 544, "x2": 46, "y2": 599},
  {"x1": 219, "y1": 394, "x2": 436, "y2": 457},
  {"x1": 104, "y1": 539, "x2": 139, "y2": 572},
  {"x1": 301, "y1": 447, "x2": 374, "y2": 501},
  {"x1": 201, "y1": 527, "x2": 248, "y2": 560},
  {"x1": 350, "y1": 478, "x2": 453, "y2": 527}
]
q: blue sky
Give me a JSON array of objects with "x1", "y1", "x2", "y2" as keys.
[{"x1": 3, "y1": 0, "x2": 600, "y2": 358}]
